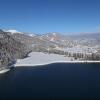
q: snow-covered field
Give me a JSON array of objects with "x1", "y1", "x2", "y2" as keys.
[
  {"x1": 15, "y1": 52, "x2": 76, "y2": 67},
  {"x1": 15, "y1": 52, "x2": 100, "y2": 67}
]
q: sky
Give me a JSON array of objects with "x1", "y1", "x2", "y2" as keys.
[{"x1": 0, "y1": 0, "x2": 100, "y2": 35}]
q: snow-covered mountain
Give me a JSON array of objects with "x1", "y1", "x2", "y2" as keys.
[
  {"x1": 3, "y1": 29, "x2": 100, "y2": 50},
  {"x1": 69, "y1": 33, "x2": 100, "y2": 46},
  {"x1": 4, "y1": 29, "x2": 36, "y2": 37},
  {"x1": 4, "y1": 29, "x2": 23, "y2": 34},
  {"x1": 40, "y1": 32, "x2": 63, "y2": 42},
  {"x1": 2, "y1": 29, "x2": 100, "y2": 48},
  {"x1": 1, "y1": 29, "x2": 100, "y2": 62},
  {"x1": 38, "y1": 32, "x2": 76, "y2": 47}
]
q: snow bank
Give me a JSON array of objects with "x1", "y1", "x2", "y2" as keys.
[{"x1": 0, "y1": 69, "x2": 10, "y2": 74}]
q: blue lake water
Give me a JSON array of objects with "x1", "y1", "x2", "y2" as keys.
[{"x1": 0, "y1": 63, "x2": 100, "y2": 100}]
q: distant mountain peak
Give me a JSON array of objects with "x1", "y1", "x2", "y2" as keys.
[
  {"x1": 52, "y1": 32, "x2": 58, "y2": 36},
  {"x1": 4, "y1": 29, "x2": 23, "y2": 34},
  {"x1": 28, "y1": 33, "x2": 36, "y2": 37}
]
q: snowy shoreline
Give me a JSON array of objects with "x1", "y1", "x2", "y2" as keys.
[
  {"x1": 15, "y1": 61, "x2": 100, "y2": 67},
  {"x1": 0, "y1": 52, "x2": 100, "y2": 74},
  {"x1": 15, "y1": 52, "x2": 100, "y2": 67},
  {"x1": 0, "y1": 68, "x2": 10, "y2": 74}
]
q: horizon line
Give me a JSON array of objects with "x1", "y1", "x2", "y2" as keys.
[{"x1": 1, "y1": 28, "x2": 100, "y2": 35}]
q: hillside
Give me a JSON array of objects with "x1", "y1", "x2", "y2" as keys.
[{"x1": 0, "y1": 29, "x2": 29, "y2": 70}]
